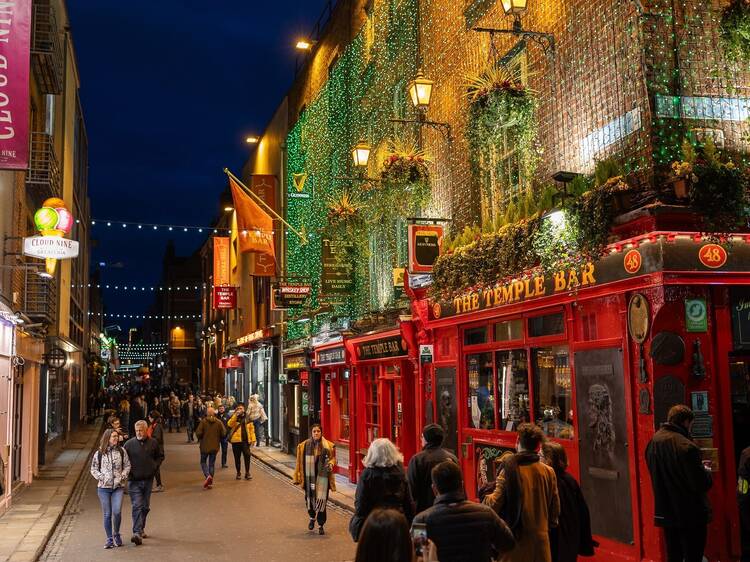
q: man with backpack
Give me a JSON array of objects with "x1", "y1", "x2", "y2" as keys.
[
  {"x1": 123, "y1": 420, "x2": 163, "y2": 545},
  {"x1": 195, "y1": 405, "x2": 226, "y2": 489}
]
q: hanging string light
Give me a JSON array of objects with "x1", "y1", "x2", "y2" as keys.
[
  {"x1": 88, "y1": 218, "x2": 278, "y2": 236},
  {"x1": 73, "y1": 283, "x2": 204, "y2": 291},
  {"x1": 88, "y1": 312, "x2": 200, "y2": 320}
]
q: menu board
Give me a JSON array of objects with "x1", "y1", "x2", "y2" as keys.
[{"x1": 321, "y1": 239, "x2": 354, "y2": 295}]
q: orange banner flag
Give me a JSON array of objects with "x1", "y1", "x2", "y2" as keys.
[{"x1": 229, "y1": 176, "x2": 275, "y2": 259}]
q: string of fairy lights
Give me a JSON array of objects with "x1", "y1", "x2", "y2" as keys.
[
  {"x1": 88, "y1": 218, "x2": 277, "y2": 235},
  {"x1": 74, "y1": 283, "x2": 203, "y2": 291},
  {"x1": 89, "y1": 312, "x2": 200, "y2": 320}
]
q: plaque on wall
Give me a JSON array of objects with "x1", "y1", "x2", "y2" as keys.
[
  {"x1": 653, "y1": 375, "x2": 686, "y2": 429},
  {"x1": 650, "y1": 332, "x2": 686, "y2": 366}
]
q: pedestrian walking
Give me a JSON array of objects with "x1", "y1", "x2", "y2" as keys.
[
  {"x1": 147, "y1": 411, "x2": 165, "y2": 492},
  {"x1": 129, "y1": 396, "x2": 145, "y2": 438},
  {"x1": 354, "y1": 508, "x2": 418, "y2": 562},
  {"x1": 350, "y1": 438, "x2": 414, "y2": 541},
  {"x1": 292, "y1": 423, "x2": 336, "y2": 535},
  {"x1": 541, "y1": 441, "x2": 596, "y2": 562},
  {"x1": 645, "y1": 405, "x2": 713, "y2": 562},
  {"x1": 483, "y1": 423, "x2": 560, "y2": 562},
  {"x1": 247, "y1": 394, "x2": 268, "y2": 446},
  {"x1": 414, "y1": 460, "x2": 515, "y2": 562},
  {"x1": 407, "y1": 423, "x2": 459, "y2": 514},
  {"x1": 168, "y1": 392, "x2": 180, "y2": 432},
  {"x1": 195, "y1": 405, "x2": 226, "y2": 489},
  {"x1": 118, "y1": 398, "x2": 130, "y2": 437},
  {"x1": 123, "y1": 420, "x2": 163, "y2": 545},
  {"x1": 90, "y1": 429, "x2": 131, "y2": 549},
  {"x1": 227, "y1": 402, "x2": 256, "y2": 480},
  {"x1": 183, "y1": 394, "x2": 198, "y2": 442},
  {"x1": 216, "y1": 404, "x2": 230, "y2": 468},
  {"x1": 107, "y1": 415, "x2": 128, "y2": 444}
]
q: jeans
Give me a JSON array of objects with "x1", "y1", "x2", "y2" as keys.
[
  {"x1": 220, "y1": 438, "x2": 228, "y2": 467},
  {"x1": 97, "y1": 487, "x2": 124, "y2": 539},
  {"x1": 153, "y1": 461, "x2": 163, "y2": 487},
  {"x1": 232, "y1": 442, "x2": 251, "y2": 475},
  {"x1": 664, "y1": 525, "x2": 707, "y2": 562},
  {"x1": 253, "y1": 419, "x2": 264, "y2": 446},
  {"x1": 186, "y1": 418, "x2": 195, "y2": 441},
  {"x1": 169, "y1": 416, "x2": 179, "y2": 432},
  {"x1": 128, "y1": 480, "x2": 153, "y2": 536},
  {"x1": 200, "y1": 452, "x2": 217, "y2": 478}
]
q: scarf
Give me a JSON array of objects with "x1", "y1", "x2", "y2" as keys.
[
  {"x1": 303, "y1": 438, "x2": 330, "y2": 513},
  {"x1": 500, "y1": 450, "x2": 539, "y2": 539}
]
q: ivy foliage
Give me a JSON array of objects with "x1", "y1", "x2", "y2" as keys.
[{"x1": 720, "y1": 0, "x2": 750, "y2": 65}]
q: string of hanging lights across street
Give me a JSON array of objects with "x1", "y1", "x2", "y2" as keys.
[
  {"x1": 87, "y1": 218, "x2": 276, "y2": 235},
  {"x1": 73, "y1": 283, "x2": 203, "y2": 291},
  {"x1": 88, "y1": 312, "x2": 200, "y2": 320}
]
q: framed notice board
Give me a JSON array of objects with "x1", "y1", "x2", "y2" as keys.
[{"x1": 731, "y1": 287, "x2": 750, "y2": 351}]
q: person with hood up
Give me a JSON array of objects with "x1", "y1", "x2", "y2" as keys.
[
  {"x1": 407, "y1": 423, "x2": 458, "y2": 514},
  {"x1": 195, "y1": 405, "x2": 226, "y2": 489},
  {"x1": 247, "y1": 394, "x2": 268, "y2": 446},
  {"x1": 350, "y1": 438, "x2": 414, "y2": 541}
]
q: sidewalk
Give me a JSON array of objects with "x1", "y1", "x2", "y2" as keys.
[
  {"x1": 0, "y1": 421, "x2": 101, "y2": 562},
  {"x1": 251, "y1": 445, "x2": 356, "y2": 513}
]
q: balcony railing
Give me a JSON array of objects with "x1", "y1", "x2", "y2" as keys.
[
  {"x1": 25, "y1": 132, "x2": 61, "y2": 206},
  {"x1": 31, "y1": 0, "x2": 63, "y2": 95},
  {"x1": 24, "y1": 268, "x2": 56, "y2": 326}
]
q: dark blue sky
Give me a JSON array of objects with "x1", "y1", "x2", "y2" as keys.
[{"x1": 68, "y1": 1, "x2": 324, "y2": 331}]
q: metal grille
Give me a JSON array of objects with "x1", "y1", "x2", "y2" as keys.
[
  {"x1": 31, "y1": 0, "x2": 63, "y2": 95},
  {"x1": 25, "y1": 132, "x2": 61, "y2": 206},
  {"x1": 24, "y1": 268, "x2": 56, "y2": 325}
]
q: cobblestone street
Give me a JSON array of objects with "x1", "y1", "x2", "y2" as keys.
[{"x1": 38, "y1": 432, "x2": 356, "y2": 562}]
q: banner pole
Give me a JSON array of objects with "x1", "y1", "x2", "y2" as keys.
[{"x1": 223, "y1": 168, "x2": 307, "y2": 244}]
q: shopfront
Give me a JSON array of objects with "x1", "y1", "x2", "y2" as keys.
[
  {"x1": 220, "y1": 355, "x2": 243, "y2": 401},
  {"x1": 347, "y1": 328, "x2": 418, "y2": 481},
  {"x1": 314, "y1": 340, "x2": 353, "y2": 480},
  {"x1": 415, "y1": 230, "x2": 750, "y2": 562},
  {"x1": 281, "y1": 347, "x2": 311, "y2": 454}
]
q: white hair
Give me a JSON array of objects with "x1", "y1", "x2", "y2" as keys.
[
  {"x1": 362, "y1": 438, "x2": 403, "y2": 468},
  {"x1": 134, "y1": 420, "x2": 148, "y2": 429}
]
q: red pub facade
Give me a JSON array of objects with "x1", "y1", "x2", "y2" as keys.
[{"x1": 312, "y1": 210, "x2": 750, "y2": 562}]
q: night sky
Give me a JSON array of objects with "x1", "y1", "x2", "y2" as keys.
[{"x1": 67, "y1": 1, "x2": 324, "y2": 333}]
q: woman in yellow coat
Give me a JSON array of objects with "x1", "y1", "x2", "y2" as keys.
[
  {"x1": 226, "y1": 403, "x2": 256, "y2": 480},
  {"x1": 292, "y1": 423, "x2": 336, "y2": 535}
]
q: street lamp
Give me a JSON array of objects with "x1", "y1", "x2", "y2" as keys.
[
  {"x1": 223, "y1": 205, "x2": 234, "y2": 213},
  {"x1": 474, "y1": 0, "x2": 555, "y2": 58},
  {"x1": 295, "y1": 39, "x2": 315, "y2": 51},
  {"x1": 407, "y1": 71, "x2": 434, "y2": 111},
  {"x1": 245, "y1": 135, "x2": 259, "y2": 144},
  {"x1": 351, "y1": 140, "x2": 372, "y2": 168},
  {"x1": 501, "y1": 0, "x2": 528, "y2": 16}
]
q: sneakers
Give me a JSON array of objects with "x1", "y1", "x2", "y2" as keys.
[
  {"x1": 104, "y1": 538, "x2": 114, "y2": 549},
  {"x1": 319, "y1": 526, "x2": 325, "y2": 535},
  {"x1": 308, "y1": 519, "x2": 315, "y2": 530},
  {"x1": 207, "y1": 475, "x2": 213, "y2": 488},
  {"x1": 244, "y1": 473, "x2": 252, "y2": 480},
  {"x1": 203, "y1": 476, "x2": 211, "y2": 489},
  {"x1": 236, "y1": 473, "x2": 241, "y2": 480},
  {"x1": 153, "y1": 485, "x2": 165, "y2": 493},
  {"x1": 131, "y1": 534, "x2": 142, "y2": 546},
  {"x1": 141, "y1": 532, "x2": 149, "y2": 539},
  {"x1": 113, "y1": 534, "x2": 123, "y2": 547}
]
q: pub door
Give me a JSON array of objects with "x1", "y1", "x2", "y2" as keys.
[{"x1": 730, "y1": 353, "x2": 750, "y2": 559}]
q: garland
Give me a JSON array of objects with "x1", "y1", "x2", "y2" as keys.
[{"x1": 720, "y1": 0, "x2": 750, "y2": 65}]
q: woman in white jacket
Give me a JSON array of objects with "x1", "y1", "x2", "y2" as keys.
[{"x1": 90, "y1": 428, "x2": 131, "y2": 548}]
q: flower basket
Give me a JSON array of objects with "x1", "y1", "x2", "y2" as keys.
[{"x1": 671, "y1": 177, "x2": 689, "y2": 199}]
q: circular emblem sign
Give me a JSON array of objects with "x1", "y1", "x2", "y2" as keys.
[
  {"x1": 623, "y1": 249, "x2": 642, "y2": 274},
  {"x1": 698, "y1": 244, "x2": 727, "y2": 269},
  {"x1": 432, "y1": 302, "x2": 442, "y2": 319},
  {"x1": 45, "y1": 347, "x2": 68, "y2": 369}
]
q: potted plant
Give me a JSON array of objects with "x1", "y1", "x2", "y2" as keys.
[{"x1": 669, "y1": 160, "x2": 696, "y2": 199}]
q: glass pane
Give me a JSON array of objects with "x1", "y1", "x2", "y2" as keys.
[
  {"x1": 528, "y1": 312, "x2": 565, "y2": 337},
  {"x1": 532, "y1": 346, "x2": 574, "y2": 439},
  {"x1": 495, "y1": 319, "x2": 523, "y2": 342},
  {"x1": 464, "y1": 326, "x2": 488, "y2": 346},
  {"x1": 467, "y1": 353, "x2": 495, "y2": 429},
  {"x1": 496, "y1": 349, "x2": 530, "y2": 431}
]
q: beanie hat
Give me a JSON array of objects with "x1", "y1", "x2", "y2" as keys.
[{"x1": 423, "y1": 423, "x2": 445, "y2": 446}]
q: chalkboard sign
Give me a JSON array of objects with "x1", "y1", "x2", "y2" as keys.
[
  {"x1": 731, "y1": 287, "x2": 750, "y2": 351},
  {"x1": 321, "y1": 239, "x2": 354, "y2": 296}
]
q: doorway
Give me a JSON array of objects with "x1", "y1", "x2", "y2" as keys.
[
  {"x1": 12, "y1": 363, "x2": 24, "y2": 483},
  {"x1": 729, "y1": 354, "x2": 750, "y2": 469}
]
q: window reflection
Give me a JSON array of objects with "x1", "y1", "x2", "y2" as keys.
[
  {"x1": 496, "y1": 349, "x2": 530, "y2": 431},
  {"x1": 533, "y1": 346, "x2": 574, "y2": 439},
  {"x1": 467, "y1": 353, "x2": 495, "y2": 429}
]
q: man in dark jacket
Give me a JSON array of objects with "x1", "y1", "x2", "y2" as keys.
[
  {"x1": 195, "y1": 405, "x2": 226, "y2": 489},
  {"x1": 182, "y1": 394, "x2": 198, "y2": 443},
  {"x1": 408, "y1": 423, "x2": 458, "y2": 514},
  {"x1": 123, "y1": 420, "x2": 163, "y2": 545},
  {"x1": 645, "y1": 404, "x2": 712, "y2": 562},
  {"x1": 217, "y1": 404, "x2": 230, "y2": 468},
  {"x1": 413, "y1": 460, "x2": 515, "y2": 562},
  {"x1": 147, "y1": 411, "x2": 165, "y2": 492}
]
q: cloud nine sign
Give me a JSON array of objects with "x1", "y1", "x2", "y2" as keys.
[{"x1": 23, "y1": 236, "x2": 79, "y2": 260}]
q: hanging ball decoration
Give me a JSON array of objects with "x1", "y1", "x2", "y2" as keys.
[
  {"x1": 34, "y1": 206, "x2": 59, "y2": 232},
  {"x1": 35, "y1": 198, "x2": 74, "y2": 235},
  {"x1": 55, "y1": 207, "x2": 73, "y2": 233}
]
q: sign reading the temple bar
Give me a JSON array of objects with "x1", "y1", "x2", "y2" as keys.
[
  {"x1": 356, "y1": 335, "x2": 408, "y2": 361},
  {"x1": 408, "y1": 224, "x2": 443, "y2": 274},
  {"x1": 321, "y1": 238, "x2": 354, "y2": 295},
  {"x1": 212, "y1": 286, "x2": 237, "y2": 309},
  {"x1": 272, "y1": 283, "x2": 312, "y2": 309},
  {"x1": 316, "y1": 346, "x2": 346, "y2": 366},
  {"x1": 0, "y1": 0, "x2": 31, "y2": 169}
]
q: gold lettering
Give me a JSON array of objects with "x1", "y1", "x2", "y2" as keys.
[
  {"x1": 462, "y1": 293, "x2": 472, "y2": 312},
  {"x1": 471, "y1": 293, "x2": 480, "y2": 311},
  {"x1": 524, "y1": 279, "x2": 534, "y2": 298},
  {"x1": 453, "y1": 297, "x2": 462, "y2": 313},
  {"x1": 484, "y1": 290, "x2": 493, "y2": 308},
  {"x1": 493, "y1": 286, "x2": 503, "y2": 306},
  {"x1": 534, "y1": 276, "x2": 546, "y2": 296},
  {"x1": 568, "y1": 269, "x2": 580, "y2": 288},
  {"x1": 512, "y1": 281, "x2": 524, "y2": 302},
  {"x1": 581, "y1": 263, "x2": 596, "y2": 286},
  {"x1": 502, "y1": 285, "x2": 513, "y2": 304},
  {"x1": 554, "y1": 271, "x2": 566, "y2": 292}
]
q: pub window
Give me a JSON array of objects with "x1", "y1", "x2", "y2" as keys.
[
  {"x1": 365, "y1": 366, "x2": 380, "y2": 444},
  {"x1": 496, "y1": 349, "x2": 530, "y2": 431},
  {"x1": 339, "y1": 383, "x2": 350, "y2": 441},
  {"x1": 528, "y1": 312, "x2": 565, "y2": 338},
  {"x1": 464, "y1": 326, "x2": 488, "y2": 346},
  {"x1": 467, "y1": 353, "x2": 495, "y2": 430},
  {"x1": 494, "y1": 319, "x2": 523, "y2": 342},
  {"x1": 532, "y1": 346, "x2": 574, "y2": 439}
]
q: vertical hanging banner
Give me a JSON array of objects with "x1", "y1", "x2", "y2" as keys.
[
  {"x1": 213, "y1": 237, "x2": 230, "y2": 286},
  {"x1": 228, "y1": 176, "x2": 275, "y2": 258},
  {"x1": 408, "y1": 224, "x2": 444, "y2": 274},
  {"x1": 0, "y1": 0, "x2": 32, "y2": 169},
  {"x1": 249, "y1": 175, "x2": 277, "y2": 277}
]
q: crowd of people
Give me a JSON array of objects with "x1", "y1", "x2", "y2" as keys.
[{"x1": 89, "y1": 392, "x2": 725, "y2": 561}]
